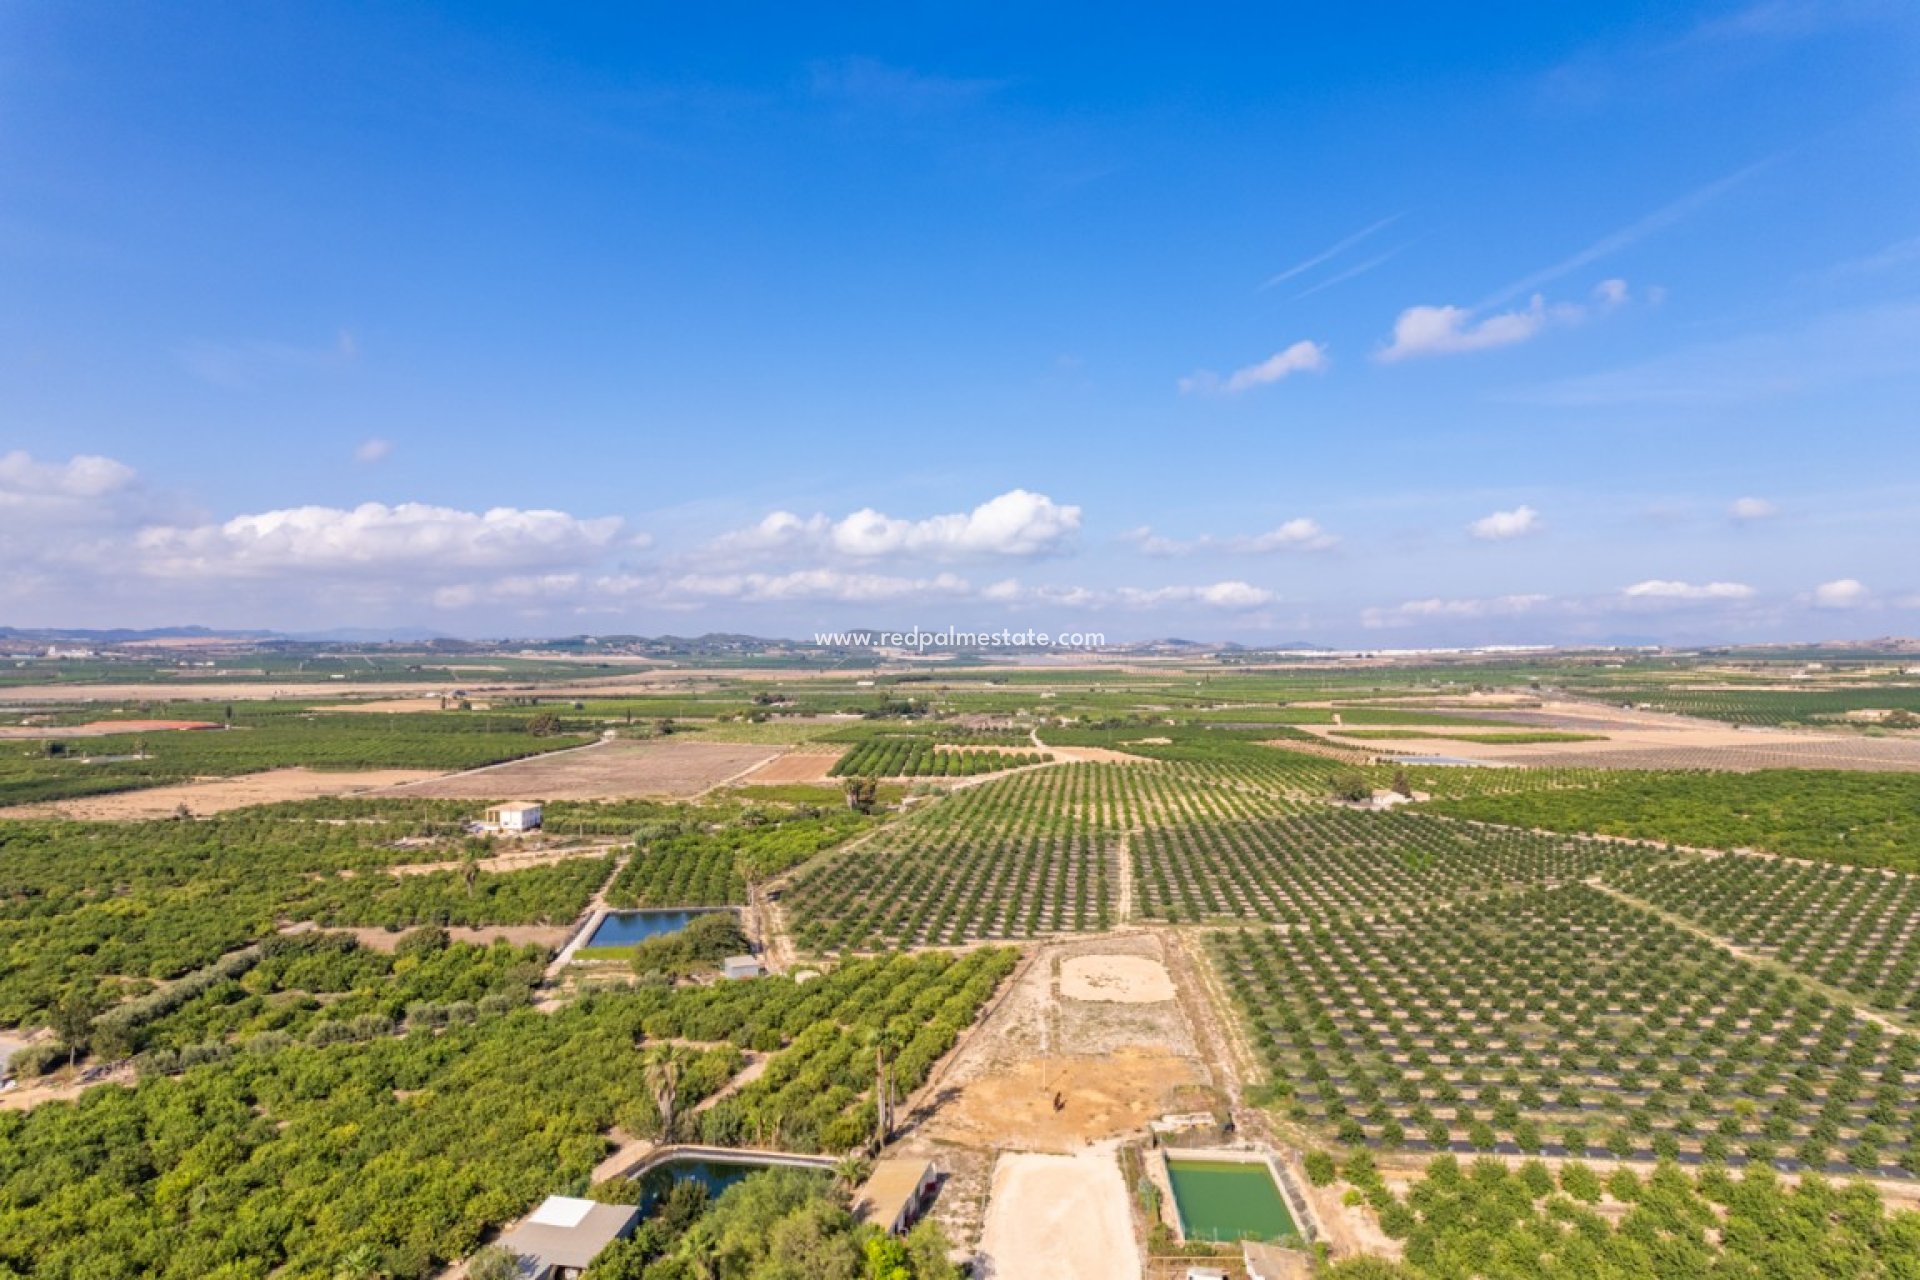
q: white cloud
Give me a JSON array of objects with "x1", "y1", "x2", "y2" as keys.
[
  {"x1": 134, "y1": 502, "x2": 625, "y2": 579},
  {"x1": 1239, "y1": 518, "x2": 1337, "y2": 552},
  {"x1": 1362, "y1": 595, "x2": 1551, "y2": 628},
  {"x1": 1123, "y1": 517, "x2": 1337, "y2": 556},
  {"x1": 1622, "y1": 579, "x2": 1756, "y2": 600},
  {"x1": 1813, "y1": 578, "x2": 1870, "y2": 609},
  {"x1": 1468, "y1": 505, "x2": 1543, "y2": 541},
  {"x1": 1379, "y1": 299, "x2": 1559, "y2": 361},
  {"x1": 1379, "y1": 281, "x2": 1626, "y2": 362},
  {"x1": 1729, "y1": 496, "x2": 1778, "y2": 521},
  {"x1": 354, "y1": 438, "x2": 393, "y2": 464},
  {"x1": 1180, "y1": 340, "x2": 1329, "y2": 395},
  {"x1": 1116, "y1": 581, "x2": 1276, "y2": 610},
  {"x1": 663, "y1": 568, "x2": 975, "y2": 604},
  {"x1": 0, "y1": 451, "x2": 138, "y2": 518},
  {"x1": 704, "y1": 489, "x2": 1082, "y2": 563}
]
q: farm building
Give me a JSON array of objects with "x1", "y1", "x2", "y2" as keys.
[
  {"x1": 853, "y1": 1158, "x2": 938, "y2": 1235},
  {"x1": 483, "y1": 801, "x2": 543, "y2": 832},
  {"x1": 722, "y1": 955, "x2": 766, "y2": 980},
  {"x1": 491, "y1": 1195, "x2": 639, "y2": 1278}
]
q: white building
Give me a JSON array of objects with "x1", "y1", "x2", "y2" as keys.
[
  {"x1": 484, "y1": 802, "x2": 543, "y2": 832},
  {"x1": 722, "y1": 955, "x2": 767, "y2": 981},
  {"x1": 492, "y1": 1196, "x2": 639, "y2": 1279}
]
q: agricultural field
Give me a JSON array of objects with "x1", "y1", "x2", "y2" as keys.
[
  {"x1": 1603, "y1": 852, "x2": 1920, "y2": 1015},
  {"x1": 827, "y1": 734, "x2": 1049, "y2": 778},
  {"x1": 1425, "y1": 767, "x2": 1920, "y2": 869},
  {"x1": 388, "y1": 737, "x2": 778, "y2": 800},
  {"x1": 8, "y1": 647, "x2": 1920, "y2": 1278},
  {"x1": 1218, "y1": 885, "x2": 1920, "y2": 1174},
  {"x1": 604, "y1": 808, "x2": 874, "y2": 907},
  {"x1": 785, "y1": 764, "x2": 1124, "y2": 949},
  {"x1": 0, "y1": 948, "x2": 1012, "y2": 1277},
  {"x1": 1133, "y1": 808, "x2": 1645, "y2": 924}
]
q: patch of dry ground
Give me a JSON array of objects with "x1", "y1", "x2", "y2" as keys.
[
  {"x1": 1302, "y1": 698, "x2": 1920, "y2": 772},
  {"x1": 382, "y1": 738, "x2": 778, "y2": 800},
  {"x1": 975, "y1": 1150, "x2": 1141, "y2": 1280},
  {"x1": 1058, "y1": 953, "x2": 1177, "y2": 1003},
  {"x1": 0, "y1": 719, "x2": 222, "y2": 739},
  {"x1": 920, "y1": 935, "x2": 1205, "y2": 1134},
  {"x1": 737, "y1": 749, "x2": 846, "y2": 784},
  {"x1": 0, "y1": 767, "x2": 438, "y2": 821},
  {"x1": 329, "y1": 697, "x2": 492, "y2": 713}
]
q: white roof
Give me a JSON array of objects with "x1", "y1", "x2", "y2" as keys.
[
  {"x1": 494, "y1": 801, "x2": 542, "y2": 813},
  {"x1": 528, "y1": 1196, "x2": 596, "y2": 1228}
]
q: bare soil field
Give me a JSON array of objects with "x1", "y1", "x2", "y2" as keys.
[
  {"x1": 736, "y1": 749, "x2": 846, "y2": 784},
  {"x1": 975, "y1": 1150, "x2": 1141, "y2": 1280},
  {"x1": 1305, "y1": 699, "x2": 1920, "y2": 772},
  {"x1": 913, "y1": 935, "x2": 1209, "y2": 1152},
  {"x1": 381, "y1": 739, "x2": 778, "y2": 800},
  {"x1": 1041, "y1": 743, "x2": 1154, "y2": 765},
  {"x1": 329, "y1": 698, "x2": 489, "y2": 714},
  {"x1": 0, "y1": 767, "x2": 438, "y2": 821},
  {"x1": 1058, "y1": 953, "x2": 1178, "y2": 1003},
  {"x1": 0, "y1": 719, "x2": 222, "y2": 739}
]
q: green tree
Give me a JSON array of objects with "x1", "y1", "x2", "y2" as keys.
[{"x1": 465, "y1": 1246, "x2": 524, "y2": 1280}]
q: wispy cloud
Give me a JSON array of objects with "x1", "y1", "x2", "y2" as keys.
[
  {"x1": 1500, "y1": 301, "x2": 1920, "y2": 408},
  {"x1": 1479, "y1": 161, "x2": 1773, "y2": 310},
  {"x1": 806, "y1": 57, "x2": 1003, "y2": 112},
  {"x1": 1729, "y1": 496, "x2": 1778, "y2": 521},
  {"x1": 1123, "y1": 517, "x2": 1337, "y2": 556},
  {"x1": 1623, "y1": 579, "x2": 1755, "y2": 601},
  {"x1": 1378, "y1": 281, "x2": 1627, "y2": 362},
  {"x1": 1813, "y1": 234, "x2": 1920, "y2": 282},
  {"x1": 1290, "y1": 242, "x2": 1413, "y2": 300},
  {"x1": 354, "y1": 438, "x2": 393, "y2": 465},
  {"x1": 1179, "y1": 340, "x2": 1329, "y2": 395},
  {"x1": 1362, "y1": 594, "x2": 1551, "y2": 628},
  {"x1": 1260, "y1": 215, "x2": 1402, "y2": 291},
  {"x1": 178, "y1": 330, "x2": 359, "y2": 390}
]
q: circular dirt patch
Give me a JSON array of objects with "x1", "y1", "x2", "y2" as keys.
[{"x1": 1059, "y1": 954, "x2": 1176, "y2": 1004}]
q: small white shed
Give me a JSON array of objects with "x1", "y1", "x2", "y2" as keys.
[
  {"x1": 722, "y1": 955, "x2": 766, "y2": 980},
  {"x1": 485, "y1": 802, "x2": 543, "y2": 832}
]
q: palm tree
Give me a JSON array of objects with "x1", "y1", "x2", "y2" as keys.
[
  {"x1": 461, "y1": 848, "x2": 481, "y2": 898},
  {"x1": 833, "y1": 1153, "x2": 872, "y2": 1196},
  {"x1": 645, "y1": 1046, "x2": 685, "y2": 1142}
]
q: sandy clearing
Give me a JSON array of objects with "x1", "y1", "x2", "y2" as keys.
[
  {"x1": 737, "y1": 749, "x2": 846, "y2": 784},
  {"x1": 381, "y1": 738, "x2": 779, "y2": 801},
  {"x1": 976, "y1": 1150, "x2": 1140, "y2": 1280},
  {"x1": 929, "y1": 1049, "x2": 1205, "y2": 1151},
  {"x1": 0, "y1": 767, "x2": 439, "y2": 821},
  {"x1": 329, "y1": 697, "x2": 491, "y2": 714},
  {"x1": 1059, "y1": 954, "x2": 1176, "y2": 1004},
  {"x1": 1299, "y1": 698, "x2": 1920, "y2": 772},
  {"x1": 0, "y1": 719, "x2": 222, "y2": 739},
  {"x1": 1043, "y1": 744, "x2": 1152, "y2": 764}
]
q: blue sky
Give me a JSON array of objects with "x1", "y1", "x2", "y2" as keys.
[{"x1": 3, "y1": 2, "x2": 1917, "y2": 644}]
